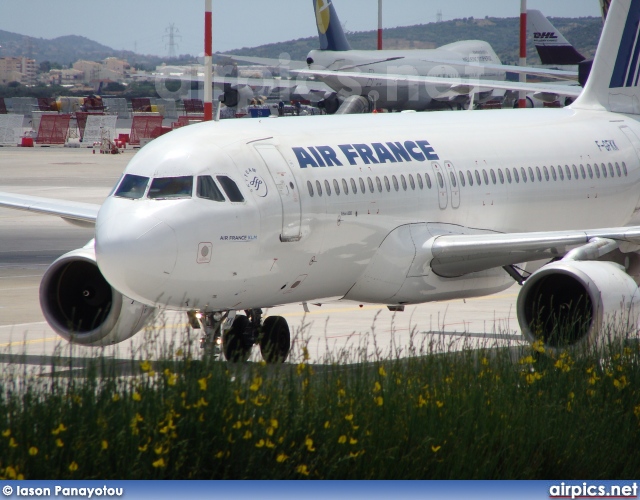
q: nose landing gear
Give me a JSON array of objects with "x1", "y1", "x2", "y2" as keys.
[{"x1": 195, "y1": 308, "x2": 291, "y2": 363}]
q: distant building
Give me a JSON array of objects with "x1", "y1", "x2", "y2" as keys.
[
  {"x1": 47, "y1": 68, "x2": 84, "y2": 86},
  {"x1": 0, "y1": 57, "x2": 37, "y2": 85},
  {"x1": 72, "y1": 60, "x2": 102, "y2": 84}
]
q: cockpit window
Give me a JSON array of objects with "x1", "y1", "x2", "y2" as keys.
[
  {"x1": 114, "y1": 174, "x2": 149, "y2": 200},
  {"x1": 148, "y1": 176, "x2": 193, "y2": 200},
  {"x1": 197, "y1": 176, "x2": 225, "y2": 202},
  {"x1": 216, "y1": 176, "x2": 245, "y2": 202}
]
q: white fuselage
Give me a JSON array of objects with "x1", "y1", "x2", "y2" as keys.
[
  {"x1": 307, "y1": 40, "x2": 506, "y2": 109},
  {"x1": 94, "y1": 108, "x2": 640, "y2": 313}
]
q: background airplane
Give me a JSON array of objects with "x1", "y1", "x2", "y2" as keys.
[
  {"x1": 0, "y1": 0, "x2": 639, "y2": 365},
  {"x1": 228, "y1": 0, "x2": 580, "y2": 114}
]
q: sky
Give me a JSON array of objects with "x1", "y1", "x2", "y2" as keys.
[{"x1": 0, "y1": 1, "x2": 601, "y2": 57}]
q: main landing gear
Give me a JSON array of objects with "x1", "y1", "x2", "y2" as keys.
[{"x1": 197, "y1": 309, "x2": 291, "y2": 363}]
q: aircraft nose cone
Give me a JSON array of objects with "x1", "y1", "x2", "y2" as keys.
[{"x1": 96, "y1": 213, "x2": 178, "y2": 304}]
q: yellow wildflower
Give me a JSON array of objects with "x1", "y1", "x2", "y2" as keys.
[
  {"x1": 232, "y1": 421, "x2": 242, "y2": 430},
  {"x1": 5, "y1": 466, "x2": 17, "y2": 479},
  {"x1": 1, "y1": 429, "x2": 10, "y2": 437},
  {"x1": 175, "y1": 348, "x2": 184, "y2": 356},
  {"x1": 252, "y1": 395, "x2": 267, "y2": 406},
  {"x1": 634, "y1": 405, "x2": 640, "y2": 419},
  {"x1": 431, "y1": 445, "x2": 441, "y2": 453},
  {"x1": 215, "y1": 451, "x2": 224, "y2": 459},
  {"x1": 378, "y1": 366, "x2": 387, "y2": 377},
  {"x1": 531, "y1": 339, "x2": 545, "y2": 353},
  {"x1": 305, "y1": 437, "x2": 316, "y2": 452},
  {"x1": 166, "y1": 373, "x2": 177, "y2": 386},
  {"x1": 614, "y1": 376, "x2": 628, "y2": 390},
  {"x1": 152, "y1": 458, "x2": 166, "y2": 468},
  {"x1": 345, "y1": 414, "x2": 353, "y2": 421},
  {"x1": 302, "y1": 346, "x2": 310, "y2": 361},
  {"x1": 255, "y1": 439, "x2": 265, "y2": 448},
  {"x1": 266, "y1": 439, "x2": 276, "y2": 448},
  {"x1": 112, "y1": 394, "x2": 120, "y2": 402},
  {"x1": 154, "y1": 444, "x2": 164, "y2": 455},
  {"x1": 132, "y1": 392, "x2": 142, "y2": 401},
  {"x1": 51, "y1": 423, "x2": 67, "y2": 435},
  {"x1": 296, "y1": 464, "x2": 310, "y2": 476},
  {"x1": 373, "y1": 381, "x2": 381, "y2": 393},
  {"x1": 337, "y1": 388, "x2": 346, "y2": 398},
  {"x1": 436, "y1": 400, "x2": 444, "y2": 408},
  {"x1": 68, "y1": 461, "x2": 78, "y2": 472},
  {"x1": 276, "y1": 453, "x2": 289, "y2": 463},
  {"x1": 270, "y1": 419, "x2": 278, "y2": 429},
  {"x1": 235, "y1": 392, "x2": 246, "y2": 405},
  {"x1": 28, "y1": 446, "x2": 38, "y2": 456},
  {"x1": 56, "y1": 439, "x2": 64, "y2": 448},
  {"x1": 198, "y1": 378, "x2": 207, "y2": 391},
  {"x1": 349, "y1": 437, "x2": 358, "y2": 445},
  {"x1": 375, "y1": 396, "x2": 384, "y2": 406},
  {"x1": 519, "y1": 355, "x2": 536, "y2": 365},
  {"x1": 481, "y1": 357, "x2": 489, "y2": 366},
  {"x1": 243, "y1": 430, "x2": 253, "y2": 440},
  {"x1": 249, "y1": 376, "x2": 263, "y2": 392},
  {"x1": 324, "y1": 421, "x2": 331, "y2": 429},
  {"x1": 349, "y1": 450, "x2": 365, "y2": 458},
  {"x1": 139, "y1": 360, "x2": 152, "y2": 372},
  {"x1": 138, "y1": 443, "x2": 148, "y2": 452},
  {"x1": 266, "y1": 427, "x2": 275, "y2": 436},
  {"x1": 338, "y1": 435, "x2": 347, "y2": 444},
  {"x1": 417, "y1": 395, "x2": 427, "y2": 408},
  {"x1": 9, "y1": 438, "x2": 18, "y2": 448},
  {"x1": 101, "y1": 440, "x2": 108, "y2": 451}
]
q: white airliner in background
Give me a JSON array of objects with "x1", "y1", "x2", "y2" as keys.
[
  {"x1": 2, "y1": 0, "x2": 640, "y2": 363},
  {"x1": 229, "y1": 0, "x2": 580, "y2": 114}
]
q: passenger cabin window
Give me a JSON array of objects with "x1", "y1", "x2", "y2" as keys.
[
  {"x1": 482, "y1": 170, "x2": 489, "y2": 185},
  {"x1": 475, "y1": 171, "x2": 482, "y2": 185},
  {"x1": 425, "y1": 173, "x2": 432, "y2": 189},
  {"x1": 197, "y1": 176, "x2": 225, "y2": 201},
  {"x1": 417, "y1": 174, "x2": 424, "y2": 189},
  {"x1": 368, "y1": 177, "x2": 375, "y2": 193},
  {"x1": 384, "y1": 176, "x2": 391, "y2": 191},
  {"x1": 376, "y1": 177, "x2": 383, "y2": 192},
  {"x1": 616, "y1": 163, "x2": 622, "y2": 177},
  {"x1": 324, "y1": 179, "x2": 332, "y2": 196},
  {"x1": 216, "y1": 176, "x2": 244, "y2": 202},
  {"x1": 334, "y1": 179, "x2": 341, "y2": 195},
  {"x1": 307, "y1": 181, "x2": 314, "y2": 197},
  {"x1": 513, "y1": 168, "x2": 519, "y2": 183},
  {"x1": 148, "y1": 176, "x2": 193, "y2": 200},
  {"x1": 467, "y1": 170, "x2": 473, "y2": 186},
  {"x1": 506, "y1": 168, "x2": 512, "y2": 184},
  {"x1": 490, "y1": 169, "x2": 496, "y2": 185},
  {"x1": 316, "y1": 180, "x2": 323, "y2": 196},
  {"x1": 114, "y1": 174, "x2": 149, "y2": 200},
  {"x1": 359, "y1": 178, "x2": 366, "y2": 193},
  {"x1": 350, "y1": 178, "x2": 357, "y2": 193},
  {"x1": 342, "y1": 178, "x2": 349, "y2": 194},
  {"x1": 458, "y1": 171, "x2": 465, "y2": 187},
  {"x1": 623, "y1": 162, "x2": 628, "y2": 176}
]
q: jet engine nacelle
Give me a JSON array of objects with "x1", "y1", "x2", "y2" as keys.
[
  {"x1": 39, "y1": 244, "x2": 154, "y2": 346},
  {"x1": 517, "y1": 260, "x2": 640, "y2": 354},
  {"x1": 220, "y1": 85, "x2": 256, "y2": 109},
  {"x1": 317, "y1": 92, "x2": 341, "y2": 115}
]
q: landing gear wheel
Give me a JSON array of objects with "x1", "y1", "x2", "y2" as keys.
[
  {"x1": 223, "y1": 315, "x2": 252, "y2": 362},
  {"x1": 260, "y1": 316, "x2": 291, "y2": 363}
]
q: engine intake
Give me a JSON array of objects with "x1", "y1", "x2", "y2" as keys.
[
  {"x1": 517, "y1": 260, "x2": 640, "y2": 354},
  {"x1": 39, "y1": 243, "x2": 154, "y2": 346}
]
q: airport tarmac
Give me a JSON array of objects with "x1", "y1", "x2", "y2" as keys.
[{"x1": 0, "y1": 146, "x2": 527, "y2": 372}]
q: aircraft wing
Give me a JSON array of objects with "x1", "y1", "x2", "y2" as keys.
[
  {"x1": 218, "y1": 54, "x2": 309, "y2": 70},
  {"x1": 294, "y1": 69, "x2": 582, "y2": 98},
  {"x1": 0, "y1": 192, "x2": 100, "y2": 226},
  {"x1": 414, "y1": 57, "x2": 578, "y2": 81},
  {"x1": 424, "y1": 226, "x2": 640, "y2": 277}
]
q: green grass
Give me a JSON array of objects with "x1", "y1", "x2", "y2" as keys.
[{"x1": 0, "y1": 320, "x2": 639, "y2": 479}]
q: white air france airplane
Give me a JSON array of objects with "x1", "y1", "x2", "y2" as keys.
[{"x1": 2, "y1": 0, "x2": 640, "y2": 363}]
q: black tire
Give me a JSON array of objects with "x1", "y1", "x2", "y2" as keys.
[
  {"x1": 260, "y1": 316, "x2": 291, "y2": 363},
  {"x1": 223, "y1": 315, "x2": 252, "y2": 362}
]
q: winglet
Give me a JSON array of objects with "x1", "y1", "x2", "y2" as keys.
[
  {"x1": 313, "y1": 0, "x2": 351, "y2": 51},
  {"x1": 572, "y1": 0, "x2": 640, "y2": 114},
  {"x1": 527, "y1": 9, "x2": 585, "y2": 65}
]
